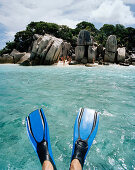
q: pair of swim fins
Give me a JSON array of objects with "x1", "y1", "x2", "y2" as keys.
[{"x1": 26, "y1": 108, "x2": 99, "y2": 169}]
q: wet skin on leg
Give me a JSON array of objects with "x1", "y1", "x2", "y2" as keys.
[
  {"x1": 42, "y1": 160, "x2": 54, "y2": 170},
  {"x1": 70, "y1": 159, "x2": 82, "y2": 170}
]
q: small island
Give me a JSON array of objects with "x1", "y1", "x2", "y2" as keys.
[{"x1": 0, "y1": 21, "x2": 135, "y2": 66}]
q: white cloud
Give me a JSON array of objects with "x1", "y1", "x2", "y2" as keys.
[
  {"x1": 0, "y1": 0, "x2": 135, "y2": 49},
  {"x1": 90, "y1": 0, "x2": 135, "y2": 25},
  {"x1": 123, "y1": 0, "x2": 135, "y2": 4},
  {"x1": 63, "y1": 0, "x2": 135, "y2": 25}
]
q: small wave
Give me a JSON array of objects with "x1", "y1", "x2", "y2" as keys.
[
  {"x1": 108, "y1": 157, "x2": 115, "y2": 166},
  {"x1": 58, "y1": 154, "x2": 63, "y2": 161},
  {"x1": 22, "y1": 119, "x2": 25, "y2": 125},
  {"x1": 102, "y1": 110, "x2": 114, "y2": 117}
]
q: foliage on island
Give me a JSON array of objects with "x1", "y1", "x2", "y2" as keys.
[{"x1": 0, "y1": 21, "x2": 135, "y2": 56}]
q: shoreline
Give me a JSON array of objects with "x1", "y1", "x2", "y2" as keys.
[{"x1": 0, "y1": 62, "x2": 135, "y2": 68}]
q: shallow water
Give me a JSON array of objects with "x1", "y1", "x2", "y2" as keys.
[{"x1": 0, "y1": 64, "x2": 135, "y2": 170}]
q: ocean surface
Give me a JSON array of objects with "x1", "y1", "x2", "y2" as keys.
[{"x1": 0, "y1": 64, "x2": 135, "y2": 170}]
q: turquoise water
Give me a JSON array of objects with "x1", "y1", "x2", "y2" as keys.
[{"x1": 0, "y1": 64, "x2": 135, "y2": 170}]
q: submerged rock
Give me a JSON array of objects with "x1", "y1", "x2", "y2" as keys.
[{"x1": 85, "y1": 64, "x2": 97, "y2": 67}]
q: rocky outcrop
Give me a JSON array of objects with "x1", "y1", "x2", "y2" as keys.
[
  {"x1": 97, "y1": 44, "x2": 104, "y2": 60},
  {"x1": 30, "y1": 34, "x2": 64, "y2": 65},
  {"x1": 88, "y1": 46, "x2": 97, "y2": 63},
  {"x1": 0, "y1": 54, "x2": 13, "y2": 63},
  {"x1": 117, "y1": 47, "x2": 126, "y2": 63},
  {"x1": 71, "y1": 54, "x2": 76, "y2": 60},
  {"x1": 75, "y1": 30, "x2": 92, "y2": 63},
  {"x1": 131, "y1": 54, "x2": 135, "y2": 65},
  {"x1": 61, "y1": 42, "x2": 71, "y2": 58},
  {"x1": 11, "y1": 49, "x2": 26, "y2": 63},
  {"x1": 104, "y1": 35, "x2": 117, "y2": 63},
  {"x1": 0, "y1": 50, "x2": 30, "y2": 64},
  {"x1": 17, "y1": 53, "x2": 30, "y2": 64},
  {"x1": 0, "y1": 34, "x2": 70, "y2": 66},
  {"x1": 77, "y1": 30, "x2": 91, "y2": 46},
  {"x1": 75, "y1": 46, "x2": 85, "y2": 62}
]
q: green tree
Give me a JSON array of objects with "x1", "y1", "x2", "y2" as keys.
[
  {"x1": 100, "y1": 24, "x2": 115, "y2": 36},
  {"x1": 114, "y1": 24, "x2": 127, "y2": 46},
  {"x1": 57, "y1": 25, "x2": 73, "y2": 41},
  {"x1": 1, "y1": 21, "x2": 135, "y2": 55},
  {"x1": 0, "y1": 41, "x2": 16, "y2": 56},
  {"x1": 26, "y1": 21, "x2": 59, "y2": 37},
  {"x1": 125, "y1": 27, "x2": 135, "y2": 50},
  {"x1": 14, "y1": 30, "x2": 33, "y2": 52},
  {"x1": 95, "y1": 31, "x2": 107, "y2": 46},
  {"x1": 74, "y1": 21, "x2": 98, "y2": 36}
]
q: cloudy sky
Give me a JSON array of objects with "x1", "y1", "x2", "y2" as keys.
[{"x1": 0, "y1": 0, "x2": 135, "y2": 49}]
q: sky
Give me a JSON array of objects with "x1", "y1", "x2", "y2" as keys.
[{"x1": 0, "y1": 0, "x2": 135, "y2": 50}]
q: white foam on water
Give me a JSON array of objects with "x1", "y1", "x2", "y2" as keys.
[{"x1": 102, "y1": 110, "x2": 114, "y2": 117}]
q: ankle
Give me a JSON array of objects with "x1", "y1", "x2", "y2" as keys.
[
  {"x1": 42, "y1": 160, "x2": 54, "y2": 170},
  {"x1": 70, "y1": 159, "x2": 82, "y2": 170}
]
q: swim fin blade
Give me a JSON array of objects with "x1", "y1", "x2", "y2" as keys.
[
  {"x1": 26, "y1": 108, "x2": 56, "y2": 169},
  {"x1": 71, "y1": 108, "x2": 99, "y2": 168}
]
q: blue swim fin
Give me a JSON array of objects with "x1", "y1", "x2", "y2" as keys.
[
  {"x1": 26, "y1": 108, "x2": 56, "y2": 169},
  {"x1": 71, "y1": 108, "x2": 99, "y2": 168}
]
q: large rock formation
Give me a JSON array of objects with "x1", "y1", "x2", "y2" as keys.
[
  {"x1": 17, "y1": 53, "x2": 30, "y2": 64},
  {"x1": 97, "y1": 44, "x2": 104, "y2": 60},
  {"x1": 117, "y1": 47, "x2": 126, "y2": 63},
  {"x1": 30, "y1": 34, "x2": 65, "y2": 65},
  {"x1": 88, "y1": 46, "x2": 97, "y2": 63},
  {"x1": 75, "y1": 30, "x2": 94, "y2": 63},
  {"x1": 0, "y1": 34, "x2": 71, "y2": 65},
  {"x1": 61, "y1": 42, "x2": 71, "y2": 58},
  {"x1": 0, "y1": 49, "x2": 30, "y2": 64},
  {"x1": 75, "y1": 46, "x2": 85, "y2": 62},
  {"x1": 104, "y1": 35, "x2": 117, "y2": 63},
  {"x1": 11, "y1": 49, "x2": 26, "y2": 63},
  {"x1": 0, "y1": 54, "x2": 13, "y2": 63},
  {"x1": 77, "y1": 30, "x2": 91, "y2": 46}
]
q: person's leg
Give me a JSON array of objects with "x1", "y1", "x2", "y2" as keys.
[
  {"x1": 70, "y1": 159, "x2": 82, "y2": 170},
  {"x1": 42, "y1": 160, "x2": 54, "y2": 170}
]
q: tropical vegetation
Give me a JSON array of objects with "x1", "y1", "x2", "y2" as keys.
[{"x1": 0, "y1": 21, "x2": 135, "y2": 56}]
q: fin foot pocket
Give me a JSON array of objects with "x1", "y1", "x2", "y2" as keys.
[
  {"x1": 71, "y1": 139, "x2": 88, "y2": 168},
  {"x1": 37, "y1": 140, "x2": 57, "y2": 170}
]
